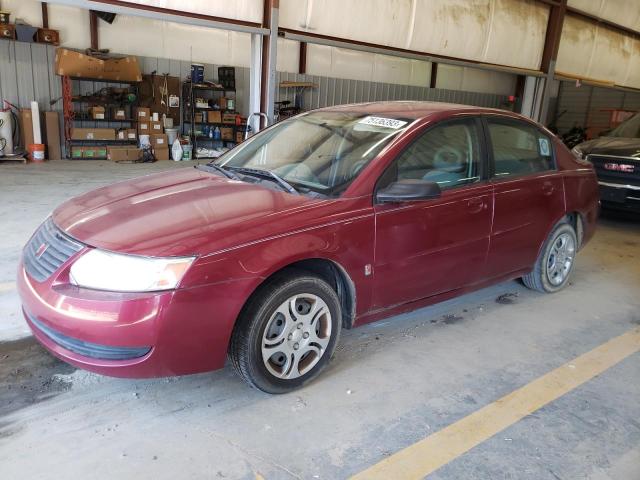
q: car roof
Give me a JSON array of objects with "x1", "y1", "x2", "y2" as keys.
[{"x1": 314, "y1": 101, "x2": 510, "y2": 120}]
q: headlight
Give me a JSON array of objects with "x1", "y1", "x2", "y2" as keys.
[{"x1": 69, "y1": 249, "x2": 195, "y2": 292}]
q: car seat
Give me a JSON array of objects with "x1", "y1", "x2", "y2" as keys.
[{"x1": 422, "y1": 146, "x2": 466, "y2": 187}]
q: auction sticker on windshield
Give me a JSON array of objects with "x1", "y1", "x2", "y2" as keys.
[{"x1": 358, "y1": 116, "x2": 408, "y2": 129}]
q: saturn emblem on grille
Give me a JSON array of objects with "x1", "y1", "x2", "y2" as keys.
[{"x1": 35, "y1": 243, "x2": 49, "y2": 259}]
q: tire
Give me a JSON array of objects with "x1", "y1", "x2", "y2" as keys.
[
  {"x1": 228, "y1": 271, "x2": 342, "y2": 393},
  {"x1": 522, "y1": 222, "x2": 578, "y2": 293}
]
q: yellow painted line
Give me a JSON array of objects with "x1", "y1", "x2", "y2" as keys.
[
  {"x1": 0, "y1": 282, "x2": 16, "y2": 293},
  {"x1": 352, "y1": 327, "x2": 640, "y2": 480}
]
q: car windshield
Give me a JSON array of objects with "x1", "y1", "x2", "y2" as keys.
[
  {"x1": 215, "y1": 111, "x2": 410, "y2": 196},
  {"x1": 607, "y1": 112, "x2": 640, "y2": 138}
]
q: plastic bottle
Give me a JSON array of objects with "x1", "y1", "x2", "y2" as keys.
[{"x1": 213, "y1": 126, "x2": 221, "y2": 141}]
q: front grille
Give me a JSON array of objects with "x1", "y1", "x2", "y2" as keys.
[
  {"x1": 27, "y1": 311, "x2": 152, "y2": 360},
  {"x1": 23, "y1": 218, "x2": 84, "y2": 282},
  {"x1": 587, "y1": 154, "x2": 640, "y2": 185}
]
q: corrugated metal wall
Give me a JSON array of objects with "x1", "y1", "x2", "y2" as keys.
[
  {"x1": 1, "y1": 41, "x2": 511, "y2": 158},
  {"x1": 555, "y1": 81, "x2": 640, "y2": 134},
  {"x1": 0, "y1": 41, "x2": 64, "y2": 149},
  {"x1": 275, "y1": 72, "x2": 511, "y2": 112}
]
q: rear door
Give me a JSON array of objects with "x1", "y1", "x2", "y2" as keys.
[
  {"x1": 483, "y1": 116, "x2": 565, "y2": 278},
  {"x1": 372, "y1": 117, "x2": 493, "y2": 309}
]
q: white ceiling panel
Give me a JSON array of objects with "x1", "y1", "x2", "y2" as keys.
[
  {"x1": 568, "y1": 0, "x2": 640, "y2": 32},
  {"x1": 280, "y1": 0, "x2": 548, "y2": 70}
]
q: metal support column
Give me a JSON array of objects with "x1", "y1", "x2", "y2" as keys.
[
  {"x1": 260, "y1": 0, "x2": 279, "y2": 125},
  {"x1": 249, "y1": 33, "x2": 263, "y2": 134}
]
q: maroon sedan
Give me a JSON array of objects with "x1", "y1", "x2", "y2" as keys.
[{"x1": 18, "y1": 102, "x2": 599, "y2": 393}]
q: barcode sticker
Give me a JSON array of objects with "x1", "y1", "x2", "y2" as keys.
[{"x1": 358, "y1": 116, "x2": 407, "y2": 129}]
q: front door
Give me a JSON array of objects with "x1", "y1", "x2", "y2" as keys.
[{"x1": 372, "y1": 118, "x2": 493, "y2": 309}]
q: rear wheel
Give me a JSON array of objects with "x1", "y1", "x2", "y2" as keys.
[
  {"x1": 522, "y1": 222, "x2": 577, "y2": 293},
  {"x1": 229, "y1": 272, "x2": 341, "y2": 393}
]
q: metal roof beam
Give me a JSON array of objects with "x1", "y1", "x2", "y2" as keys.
[
  {"x1": 45, "y1": 0, "x2": 270, "y2": 35},
  {"x1": 279, "y1": 28, "x2": 545, "y2": 78}
]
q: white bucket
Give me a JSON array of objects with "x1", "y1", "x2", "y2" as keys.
[
  {"x1": 182, "y1": 144, "x2": 193, "y2": 161},
  {"x1": 166, "y1": 128, "x2": 179, "y2": 146}
]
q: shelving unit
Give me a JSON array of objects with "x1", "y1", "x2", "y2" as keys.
[
  {"x1": 62, "y1": 76, "x2": 140, "y2": 159},
  {"x1": 181, "y1": 80, "x2": 241, "y2": 160}
]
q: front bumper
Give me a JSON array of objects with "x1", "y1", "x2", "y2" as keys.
[
  {"x1": 598, "y1": 181, "x2": 640, "y2": 212},
  {"x1": 17, "y1": 261, "x2": 245, "y2": 378}
]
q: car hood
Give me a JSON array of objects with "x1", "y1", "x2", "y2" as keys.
[
  {"x1": 576, "y1": 137, "x2": 640, "y2": 158},
  {"x1": 52, "y1": 168, "x2": 332, "y2": 257}
]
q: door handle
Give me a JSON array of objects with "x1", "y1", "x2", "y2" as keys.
[
  {"x1": 467, "y1": 197, "x2": 485, "y2": 214},
  {"x1": 542, "y1": 182, "x2": 555, "y2": 196}
]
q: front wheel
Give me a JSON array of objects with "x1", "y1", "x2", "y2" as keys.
[
  {"x1": 229, "y1": 272, "x2": 341, "y2": 393},
  {"x1": 522, "y1": 222, "x2": 578, "y2": 293}
]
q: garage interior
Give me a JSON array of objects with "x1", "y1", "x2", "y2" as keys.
[{"x1": 0, "y1": 1, "x2": 639, "y2": 479}]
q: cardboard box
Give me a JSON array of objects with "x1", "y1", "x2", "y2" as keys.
[
  {"x1": 55, "y1": 48, "x2": 142, "y2": 82},
  {"x1": 207, "y1": 111, "x2": 222, "y2": 124},
  {"x1": 222, "y1": 113, "x2": 237, "y2": 124},
  {"x1": 150, "y1": 121, "x2": 163, "y2": 132},
  {"x1": 116, "y1": 129, "x2": 126, "y2": 140},
  {"x1": 126, "y1": 129, "x2": 137, "y2": 140},
  {"x1": 44, "y1": 111, "x2": 62, "y2": 160},
  {"x1": 113, "y1": 107, "x2": 126, "y2": 120},
  {"x1": 71, "y1": 146, "x2": 83, "y2": 159},
  {"x1": 95, "y1": 146, "x2": 107, "y2": 158},
  {"x1": 218, "y1": 97, "x2": 228, "y2": 110},
  {"x1": 221, "y1": 127, "x2": 234, "y2": 141},
  {"x1": 235, "y1": 131, "x2": 244, "y2": 144},
  {"x1": 137, "y1": 122, "x2": 150, "y2": 133},
  {"x1": 19, "y1": 109, "x2": 35, "y2": 148},
  {"x1": 194, "y1": 112, "x2": 204, "y2": 123},
  {"x1": 107, "y1": 146, "x2": 128, "y2": 162},
  {"x1": 90, "y1": 106, "x2": 105, "y2": 120},
  {"x1": 150, "y1": 134, "x2": 168, "y2": 147},
  {"x1": 107, "y1": 146, "x2": 142, "y2": 162},
  {"x1": 71, "y1": 128, "x2": 116, "y2": 140},
  {"x1": 153, "y1": 147, "x2": 170, "y2": 160},
  {"x1": 136, "y1": 107, "x2": 151, "y2": 119},
  {"x1": 129, "y1": 148, "x2": 143, "y2": 162}
]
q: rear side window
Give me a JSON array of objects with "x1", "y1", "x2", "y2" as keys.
[{"x1": 487, "y1": 119, "x2": 554, "y2": 178}]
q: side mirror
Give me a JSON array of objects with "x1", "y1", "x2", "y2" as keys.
[{"x1": 376, "y1": 179, "x2": 442, "y2": 203}]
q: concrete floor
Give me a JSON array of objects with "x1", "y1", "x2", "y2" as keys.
[{"x1": 1, "y1": 161, "x2": 639, "y2": 479}]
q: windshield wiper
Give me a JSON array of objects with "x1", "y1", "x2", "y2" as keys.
[
  {"x1": 227, "y1": 166, "x2": 299, "y2": 195},
  {"x1": 196, "y1": 163, "x2": 241, "y2": 180}
]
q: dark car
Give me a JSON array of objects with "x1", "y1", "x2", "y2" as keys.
[
  {"x1": 18, "y1": 102, "x2": 599, "y2": 393},
  {"x1": 573, "y1": 112, "x2": 640, "y2": 212}
]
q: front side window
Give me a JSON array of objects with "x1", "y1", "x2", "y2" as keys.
[
  {"x1": 218, "y1": 111, "x2": 409, "y2": 196},
  {"x1": 487, "y1": 119, "x2": 554, "y2": 178},
  {"x1": 382, "y1": 119, "x2": 481, "y2": 191}
]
